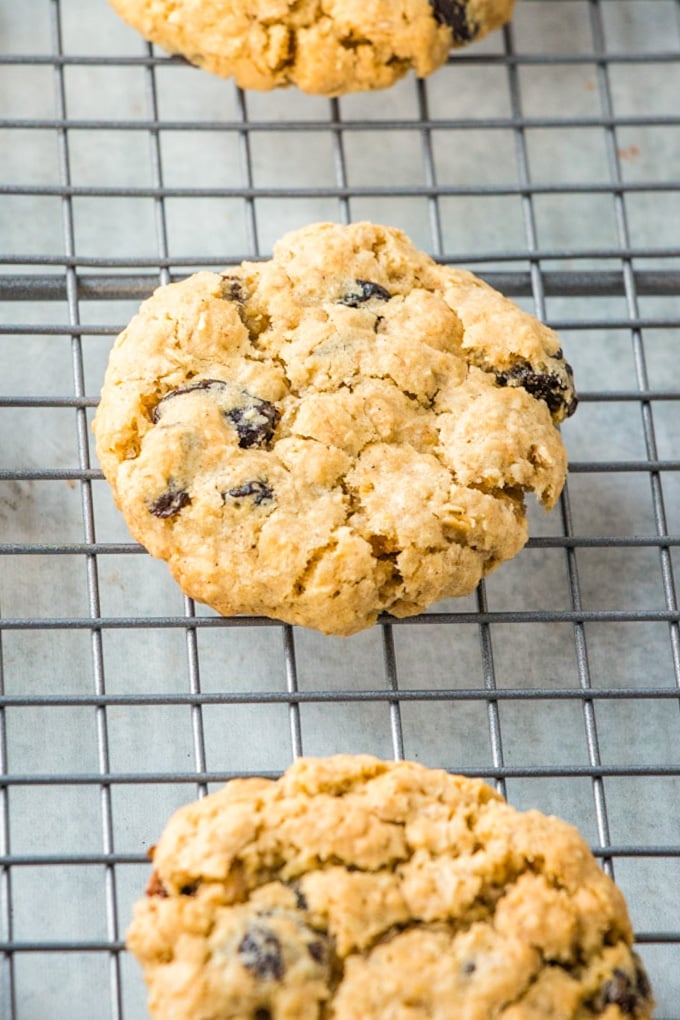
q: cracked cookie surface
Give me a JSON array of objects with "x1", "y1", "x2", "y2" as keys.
[
  {"x1": 127, "y1": 755, "x2": 654, "y2": 1019},
  {"x1": 93, "y1": 221, "x2": 576, "y2": 636},
  {"x1": 108, "y1": 0, "x2": 515, "y2": 95}
]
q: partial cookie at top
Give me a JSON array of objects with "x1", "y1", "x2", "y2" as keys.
[
  {"x1": 127, "y1": 755, "x2": 654, "y2": 1020},
  {"x1": 93, "y1": 221, "x2": 576, "y2": 636},
  {"x1": 108, "y1": 0, "x2": 516, "y2": 95}
]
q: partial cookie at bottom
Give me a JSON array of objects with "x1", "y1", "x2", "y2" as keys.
[{"x1": 127, "y1": 755, "x2": 654, "y2": 1019}]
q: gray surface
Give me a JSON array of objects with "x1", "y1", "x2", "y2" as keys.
[{"x1": 1, "y1": 0, "x2": 680, "y2": 1017}]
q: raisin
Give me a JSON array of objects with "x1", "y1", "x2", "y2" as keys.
[
  {"x1": 152, "y1": 379, "x2": 280, "y2": 446},
  {"x1": 594, "y1": 968, "x2": 648, "y2": 1016},
  {"x1": 148, "y1": 487, "x2": 191, "y2": 518},
  {"x1": 633, "y1": 956, "x2": 652, "y2": 1003},
  {"x1": 225, "y1": 480, "x2": 274, "y2": 505},
  {"x1": 254, "y1": 1011, "x2": 272, "y2": 1020},
  {"x1": 291, "y1": 883, "x2": 308, "y2": 911},
  {"x1": 429, "y1": 0, "x2": 478, "y2": 42},
  {"x1": 495, "y1": 359, "x2": 578, "y2": 418},
  {"x1": 152, "y1": 379, "x2": 227, "y2": 423},
  {"x1": 146, "y1": 872, "x2": 168, "y2": 898},
  {"x1": 227, "y1": 400, "x2": 279, "y2": 449},
  {"x1": 565, "y1": 365, "x2": 578, "y2": 416},
  {"x1": 238, "y1": 924, "x2": 284, "y2": 982},
  {"x1": 338, "y1": 279, "x2": 392, "y2": 307},
  {"x1": 220, "y1": 274, "x2": 246, "y2": 302},
  {"x1": 307, "y1": 940, "x2": 326, "y2": 963},
  {"x1": 179, "y1": 882, "x2": 198, "y2": 896}
]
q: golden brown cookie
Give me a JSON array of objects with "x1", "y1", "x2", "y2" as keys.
[
  {"x1": 93, "y1": 221, "x2": 576, "y2": 636},
  {"x1": 128, "y1": 755, "x2": 654, "y2": 1019},
  {"x1": 108, "y1": 0, "x2": 516, "y2": 95}
]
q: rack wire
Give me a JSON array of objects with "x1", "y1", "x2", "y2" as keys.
[{"x1": 1, "y1": 1, "x2": 679, "y2": 1017}]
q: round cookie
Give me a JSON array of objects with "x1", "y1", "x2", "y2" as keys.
[
  {"x1": 108, "y1": 0, "x2": 516, "y2": 96},
  {"x1": 128, "y1": 755, "x2": 654, "y2": 1019},
  {"x1": 93, "y1": 221, "x2": 576, "y2": 636}
]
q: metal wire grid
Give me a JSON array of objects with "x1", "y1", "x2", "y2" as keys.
[{"x1": 0, "y1": 0, "x2": 679, "y2": 1016}]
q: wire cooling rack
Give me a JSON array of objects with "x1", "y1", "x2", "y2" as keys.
[{"x1": 1, "y1": 1, "x2": 679, "y2": 1017}]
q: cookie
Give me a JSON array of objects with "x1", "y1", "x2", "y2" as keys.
[
  {"x1": 128, "y1": 755, "x2": 654, "y2": 1019},
  {"x1": 93, "y1": 221, "x2": 576, "y2": 636},
  {"x1": 108, "y1": 0, "x2": 516, "y2": 95}
]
